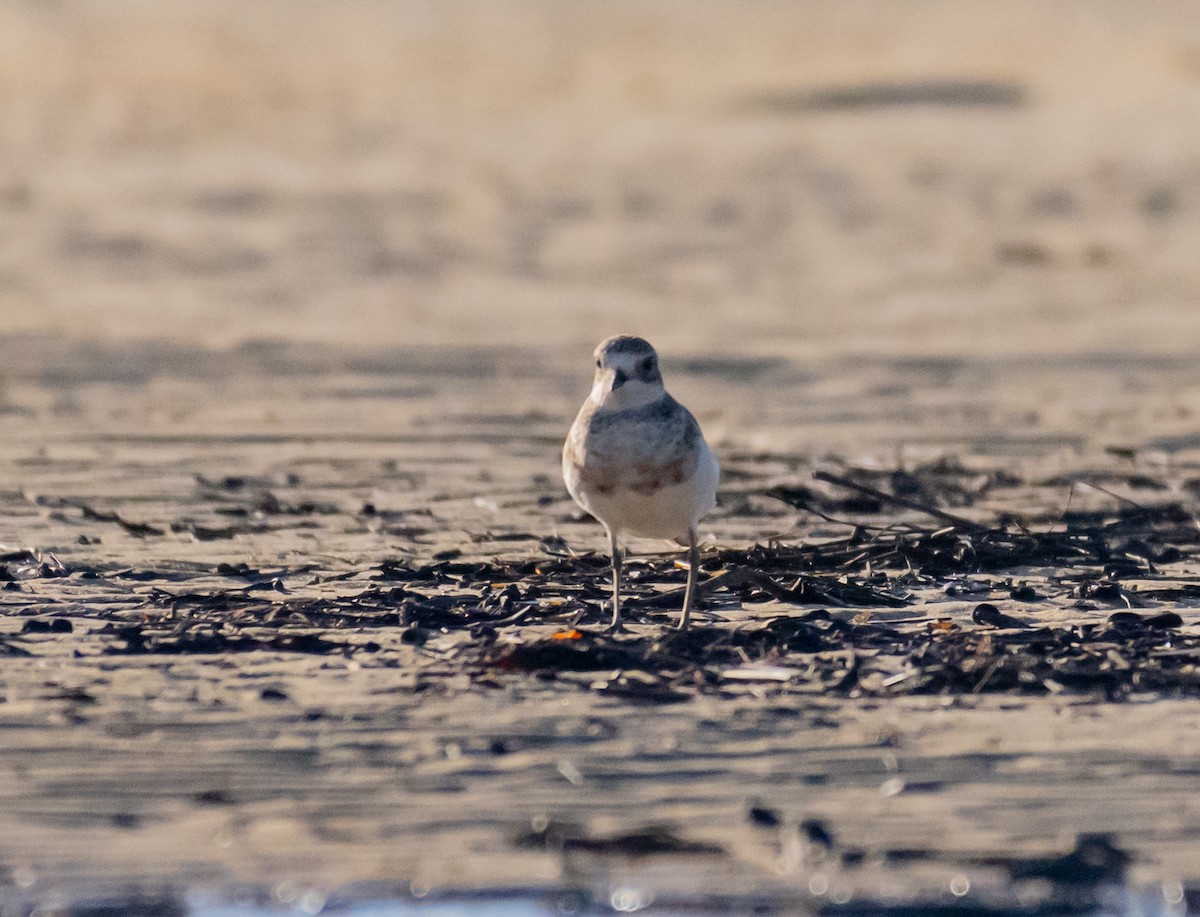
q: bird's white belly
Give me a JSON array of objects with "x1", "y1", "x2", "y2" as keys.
[
  {"x1": 565, "y1": 441, "x2": 719, "y2": 541},
  {"x1": 591, "y1": 479, "x2": 694, "y2": 539}
]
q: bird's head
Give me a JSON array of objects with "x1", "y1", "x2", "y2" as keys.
[{"x1": 590, "y1": 335, "x2": 665, "y2": 409}]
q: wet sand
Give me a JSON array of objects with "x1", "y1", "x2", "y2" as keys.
[
  {"x1": 4, "y1": 2, "x2": 1200, "y2": 913},
  {"x1": 4, "y1": 337, "x2": 1200, "y2": 914}
]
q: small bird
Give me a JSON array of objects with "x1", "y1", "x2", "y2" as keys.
[{"x1": 563, "y1": 335, "x2": 720, "y2": 630}]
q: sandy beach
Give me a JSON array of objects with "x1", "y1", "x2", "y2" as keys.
[{"x1": 3, "y1": 2, "x2": 1200, "y2": 913}]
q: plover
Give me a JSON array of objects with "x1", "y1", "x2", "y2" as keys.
[{"x1": 563, "y1": 335, "x2": 719, "y2": 630}]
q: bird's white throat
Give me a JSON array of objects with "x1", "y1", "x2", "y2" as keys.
[{"x1": 591, "y1": 373, "x2": 665, "y2": 412}]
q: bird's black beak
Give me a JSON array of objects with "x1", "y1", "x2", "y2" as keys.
[{"x1": 611, "y1": 369, "x2": 628, "y2": 390}]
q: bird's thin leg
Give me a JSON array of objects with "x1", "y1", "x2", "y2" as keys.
[
  {"x1": 607, "y1": 526, "x2": 623, "y2": 632},
  {"x1": 678, "y1": 527, "x2": 699, "y2": 631}
]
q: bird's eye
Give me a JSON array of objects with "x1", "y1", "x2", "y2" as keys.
[
  {"x1": 641, "y1": 357, "x2": 655, "y2": 374},
  {"x1": 595, "y1": 359, "x2": 602, "y2": 369}
]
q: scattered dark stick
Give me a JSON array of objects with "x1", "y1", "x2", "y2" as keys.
[
  {"x1": 1082, "y1": 480, "x2": 1148, "y2": 512},
  {"x1": 812, "y1": 470, "x2": 990, "y2": 533}
]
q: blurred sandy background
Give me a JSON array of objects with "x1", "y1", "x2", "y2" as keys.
[
  {"x1": 7, "y1": 5, "x2": 1200, "y2": 904},
  {"x1": 3, "y1": 0, "x2": 1200, "y2": 361}
]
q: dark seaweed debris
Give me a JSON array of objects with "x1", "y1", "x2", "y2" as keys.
[
  {"x1": 785, "y1": 832, "x2": 1131, "y2": 916},
  {"x1": 11, "y1": 464, "x2": 1200, "y2": 701},
  {"x1": 456, "y1": 608, "x2": 1199, "y2": 700},
  {"x1": 100, "y1": 623, "x2": 361, "y2": 657},
  {"x1": 451, "y1": 470, "x2": 1200, "y2": 700},
  {"x1": 514, "y1": 820, "x2": 726, "y2": 859},
  {"x1": 768, "y1": 468, "x2": 1200, "y2": 578}
]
